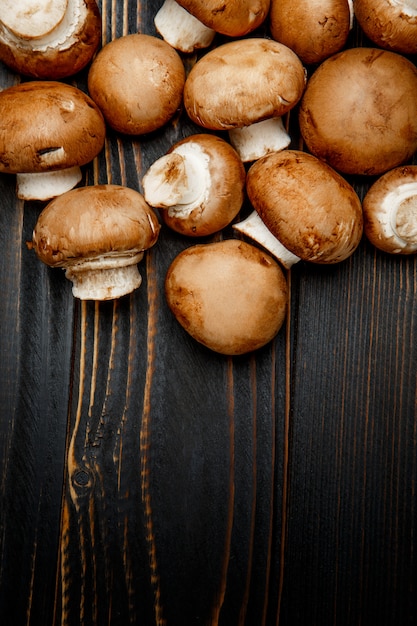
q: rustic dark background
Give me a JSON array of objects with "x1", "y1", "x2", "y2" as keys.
[{"x1": 1, "y1": 2, "x2": 416, "y2": 625}]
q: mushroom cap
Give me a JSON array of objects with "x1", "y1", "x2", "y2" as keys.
[
  {"x1": 246, "y1": 150, "x2": 363, "y2": 264},
  {"x1": 269, "y1": 0, "x2": 353, "y2": 65},
  {"x1": 165, "y1": 239, "x2": 288, "y2": 355},
  {"x1": 354, "y1": 0, "x2": 417, "y2": 55},
  {"x1": 0, "y1": 80, "x2": 105, "y2": 174},
  {"x1": 363, "y1": 165, "x2": 417, "y2": 254},
  {"x1": 183, "y1": 38, "x2": 306, "y2": 131},
  {"x1": 176, "y1": 0, "x2": 271, "y2": 36},
  {"x1": 298, "y1": 47, "x2": 417, "y2": 176},
  {"x1": 31, "y1": 184, "x2": 160, "y2": 268},
  {"x1": 0, "y1": 0, "x2": 102, "y2": 79},
  {"x1": 87, "y1": 33, "x2": 186, "y2": 135},
  {"x1": 150, "y1": 133, "x2": 246, "y2": 237}
]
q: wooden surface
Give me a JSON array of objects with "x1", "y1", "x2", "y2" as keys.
[{"x1": 1, "y1": 2, "x2": 417, "y2": 625}]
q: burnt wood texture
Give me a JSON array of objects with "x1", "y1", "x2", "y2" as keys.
[{"x1": 1, "y1": 2, "x2": 416, "y2": 625}]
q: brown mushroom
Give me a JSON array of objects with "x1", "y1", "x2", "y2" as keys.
[
  {"x1": 177, "y1": 0, "x2": 271, "y2": 36},
  {"x1": 354, "y1": 0, "x2": 417, "y2": 55},
  {"x1": 0, "y1": 0, "x2": 101, "y2": 79},
  {"x1": 142, "y1": 134, "x2": 246, "y2": 237},
  {"x1": 29, "y1": 184, "x2": 160, "y2": 300},
  {"x1": 0, "y1": 80, "x2": 105, "y2": 201},
  {"x1": 165, "y1": 239, "x2": 288, "y2": 355},
  {"x1": 270, "y1": 0, "x2": 353, "y2": 65},
  {"x1": 298, "y1": 47, "x2": 417, "y2": 176},
  {"x1": 234, "y1": 150, "x2": 363, "y2": 266},
  {"x1": 183, "y1": 38, "x2": 306, "y2": 162},
  {"x1": 363, "y1": 165, "x2": 417, "y2": 254},
  {"x1": 155, "y1": 0, "x2": 270, "y2": 52},
  {"x1": 87, "y1": 33, "x2": 185, "y2": 136}
]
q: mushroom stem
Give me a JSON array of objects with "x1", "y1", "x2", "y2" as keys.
[
  {"x1": 0, "y1": 0, "x2": 88, "y2": 47},
  {"x1": 154, "y1": 0, "x2": 215, "y2": 53},
  {"x1": 16, "y1": 166, "x2": 82, "y2": 201},
  {"x1": 65, "y1": 254, "x2": 145, "y2": 300},
  {"x1": 0, "y1": 0, "x2": 67, "y2": 39},
  {"x1": 233, "y1": 211, "x2": 300, "y2": 268},
  {"x1": 396, "y1": 0, "x2": 417, "y2": 13},
  {"x1": 385, "y1": 183, "x2": 417, "y2": 248},
  {"x1": 228, "y1": 117, "x2": 291, "y2": 162},
  {"x1": 142, "y1": 142, "x2": 210, "y2": 218}
]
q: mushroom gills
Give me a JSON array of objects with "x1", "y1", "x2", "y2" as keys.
[
  {"x1": 233, "y1": 210, "x2": 300, "y2": 268},
  {"x1": 65, "y1": 252, "x2": 145, "y2": 300},
  {"x1": 16, "y1": 166, "x2": 82, "y2": 201},
  {"x1": 382, "y1": 183, "x2": 417, "y2": 251},
  {"x1": 143, "y1": 142, "x2": 211, "y2": 218},
  {"x1": 154, "y1": 0, "x2": 215, "y2": 53}
]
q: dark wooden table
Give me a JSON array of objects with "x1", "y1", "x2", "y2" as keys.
[{"x1": 1, "y1": 2, "x2": 416, "y2": 625}]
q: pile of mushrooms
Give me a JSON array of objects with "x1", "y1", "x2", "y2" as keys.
[{"x1": 1, "y1": 0, "x2": 416, "y2": 354}]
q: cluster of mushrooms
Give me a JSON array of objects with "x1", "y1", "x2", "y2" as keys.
[{"x1": 1, "y1": 0, "x2": 417, "y2": 355}]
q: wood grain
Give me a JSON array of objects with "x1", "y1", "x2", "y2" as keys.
[{"x1": 1, "y1": 2, "x2": 416, "y2": 625}]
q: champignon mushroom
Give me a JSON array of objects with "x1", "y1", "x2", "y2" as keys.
[
  {"x1": 234, "y1": 150, "x2": 363, "y2": 266},
  {"x1": 0, "y1": 0, "x2": 101, "y2": 79},
  {"x1": 165, "y1": 239, "x2": 288, "y2": 355},
  {"x1": 154, "y1": 0, "x2": 215, "y2": 54},
  {"x1": 154, "y1": 0, "x2": 270, "y2": 53},
  {"x1": 354, "y1": 0, "x2": 417, "y2": 55},
  {"x1": 29, "y1": 184, "x2": 160, "y2": 300},
  {"x1": 298, "y1": 47, "x2": 417, "y2": 176},
  {"x1": 183, "y1": 38, "x2": 306, "y2": 162},
  {"x1": 87, "y1": 33, "x2": 186, "y2": 136},
  {"x1": 176, "y1": 0, "x2": 270, "y2": 36},
  {"x1": 269, "y1": 0, "x2": 354, "y2": 65},
  {"x1": 0, "y1": 80, "x2": 106, "y2": 201},
  {"x1": 142, "y1": 134, "x2": 246, "y2": 237},
  {"x1": 362, "y1": 165, "x2": 417, "y2": 254}
]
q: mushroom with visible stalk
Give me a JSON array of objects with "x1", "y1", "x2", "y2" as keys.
[
  {"x1": 0, "y1": 0, "x2": 101, "y2": 79},
  {"x1": 155, "y1": 0, "x2": 270, "y2": 53},
  {"x1": 154, "y1": 0, "x2": 215, "y2": 54},
  {"x1": 0, "y1": 80, "x2": 106, "y2": 201},
  {"x1": 234, "y1": 150, "x2": 363, "y2": 266},
  {"x1": 142, "y1": 134, "x2": 246, "y2": 237},
  {"x1": 165, "y1": 239, "x2": 288, "y2": 355},
  {"x1": 363, "y1": 165, "x2": 417, "y2": 254},
  {"x1": 183, "y1": 38, "x2": 306, "y2": 162},
  {"x1": 354, "y1": 0, "x2": 417, "y2": 55},
  {"x1": 29, "y1": 185, "x2": 160, "y2": 300},
  {"x1": 269, "y1": 0, "x2": 354, "y2": 65},
  {"x1": 87, "y1": 34, "x2": 186, "y2": 136},
  {"x1": 298, "y1": 47, "x2": 417, "y2": 176}
]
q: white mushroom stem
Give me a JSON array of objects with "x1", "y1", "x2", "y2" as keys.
[
  {"x1": 233, "y1": 211, "x2": 300, "y2": 269},
  {"x1": 154, "y1": 0, "x2": 216, "y2": 54},
  {"x1": 376, "y1": 182, "x2": 417, "y2": 252},
  {"x1": 228, "y1": 118, "x2": 291, "y2": 163},
  {"x1": 16, "y1": 166, "x2": 82, "y2": 202},
  {"x1": 347, "y1": 0, "x2": 355, "y2": 28},
  {"x1": 0, "y1": 0, "x2": 67, "y2": 38},
  {"x1": 142, "y1": 142, "x2": 211, "y2": 218},
  {"x1": 0, "y1": 0, "x2": 89, "y2": 50},
  {"x1": 391, "y1": 0, "x2": 417, "y2": 14},
  {"x1": 65, "y1": 252, "x2": 145, "y2": 300}
]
